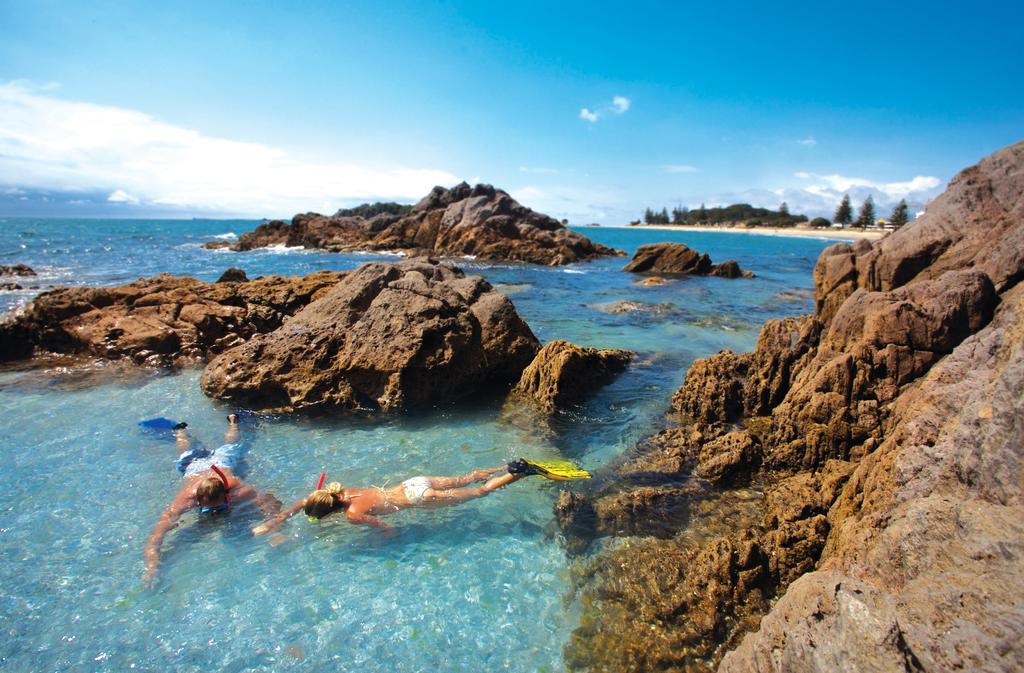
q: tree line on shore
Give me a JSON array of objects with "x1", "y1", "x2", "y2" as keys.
[{"x1": 633, "y1": 196, "x2": 910, "y2": 230}]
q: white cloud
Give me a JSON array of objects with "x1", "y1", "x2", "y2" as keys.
[
  {"x1": 0, "y1": 81, "x2": 462, "y2": 216},
  {"x1": 107, "y1": 189, "x2": 139, "y2": 204},
  {"x1": 691, "y1": 170, "x2": 946, "y2": 220},
  {"x1": 578, "y1": 95, "x2": 631, "y2": 123},
  {"x1": 663, "y1": 164, "x2": 700, "y2": 174},
  {"x1": 797, "y1": 172, "x2": 942, "y2": 199},
  {"x1": 797, "y1": 137, "x2": 817, "y2": 147}
]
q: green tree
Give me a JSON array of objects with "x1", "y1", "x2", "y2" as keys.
[
  {"x1": 643, "y1": 208, "x2": 654, "y2": 225},
  {"x1": 671, "y1": 205, "x2": 688, "y2": 224},
  {"x1": 779, "y1": 201, "x2": 789, "y2": 216},
  {"x1": 810, "y1": 217, "x2": 831, "y2": 228},
  {"x1": 695, "y1": 203, "x2": 707, "y2": 224},
  {"x1": 833, "y1": 195, "x2": 853, "y2": 227},
  {"x1": 856, "y1": 195, "x2": 875, "y2": 229},
  {"x1": 659, "y1": 207, "x2": 670, "y2": 224},
  {"x1": 889, "y1": 199, "x2": 908, "y2": 229}
]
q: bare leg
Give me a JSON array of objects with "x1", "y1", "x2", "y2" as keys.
[
  {"x1": 224, "y1": 414, "x2": 240, "y2": 444},
  {"x1": 174, "y1": 428, "x2": 191, "y2": 453},
  {"x1": 425, "y1": 466, "x2": 505, "y2": 490},
  {"x1": 418, "y1": 472, "x2": 523, "y2": 508}
]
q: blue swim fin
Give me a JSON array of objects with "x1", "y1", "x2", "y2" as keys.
[{"x1": 138, "y1": 417, "x2": 185, "y2": 439}]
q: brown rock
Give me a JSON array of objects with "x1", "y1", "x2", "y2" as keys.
[
  {"x1": 636, "y1": 275, "x2": 668, "y2": 286},
  {"x1": 200, "y1": 258, "x2": 540, "y2": 412},
  {"x1": 221, "y1": 183, "x2": 621, "y2": 265},
  {"x1": 509, "y1": 339, "x2": 632, "y2": 413},
  {"x1": 0, "y1": 264, "x2": 36, "y2": 277},
  {"x1": 711, "y1": 259, "x2": 756, "y2": 279},
  {"x1": 742, "y1": 315, "x2": 821, "y2": 416},
  {"x1": 695, "y1": 431, "x2": 762, "y2": 486},
  {"x1": 813, "y1": 140, "x2": 1024, "y2": 327},
  {"x1": 569, "y1": 141, "x2": 1024, "y2": 673},
  {"x1": 765, "y1": 269, "x2": 997, "y2": 472},
  {"x1": 623, "y1": 242, "x2": 754, "y2": 278},
  {"x1": 671, "y1": 349, "x2": 750, "y2": 424},
  {"x1": 216, "y1": 267, "x2": 248, "y2": 283},
  {"x1": 723, "y1": 285, "x2": 1024, "y2": 673},
  {"x1": 0, "y1": 271, "x2": 346, "y2": 366}
]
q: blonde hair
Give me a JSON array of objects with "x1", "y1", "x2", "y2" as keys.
[
  {"x1": 304, "y1": 482, "x2": 344, "y2": 519},
  {"x1": 195, "y1": 476, "x2": 226, "y2": 503}
]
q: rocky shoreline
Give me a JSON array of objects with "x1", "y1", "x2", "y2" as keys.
[
  {"x1": 558, "y1": 140, "x2": 1024, "y2": 672},
  {"x1": 207, "y1": 182, "x2": 622, "y2": 266},
  {"x1": 2, "y1": 137, "x2": 1021, "y2": 671}
]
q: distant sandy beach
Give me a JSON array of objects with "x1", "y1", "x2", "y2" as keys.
[{"x1": 580, "y1": 223, "x2": 887, "y2": 241}]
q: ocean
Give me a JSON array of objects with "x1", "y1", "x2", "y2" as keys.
[{"x1": 0, "y1": 218, "x2": 839, "y2": 671}]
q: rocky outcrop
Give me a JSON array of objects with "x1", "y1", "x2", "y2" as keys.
[
  {"x1": 200, "y1": 258, "x2": 540, "y2": 413},
  {"x1": 212, "y1": 183, "x2": 621, "y2": 266},
  {"x1": 0, "y1": 264, "x2": 36, "y2": 277},
  {"x1": 623, "y1": 243, "x2": 754, "y2": 277},
  {"x1": 509, "y1": 339, "x2": 633, "y2": 413},
  {"x1": 0, "y1": 271, "x2": 346, "y2": 366},
  {"x1": 562, "y1": 140, "x2": 1024, "y2": 672}
]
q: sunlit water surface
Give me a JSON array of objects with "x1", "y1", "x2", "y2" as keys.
[{"x1": 0, "y1": 219, "x2": 841, "y2": 671}]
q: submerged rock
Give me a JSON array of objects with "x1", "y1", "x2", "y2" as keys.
[
  {"x1": 200, "y1": 258, "x2": 540, "y2": 412},
  {"x1": 0, "y1": 264, "x2": 36, "y2": 277},
  {"x1": 623, "y1": 243, "x2": 754, "y2": 278},
  {"x1": 508, "y1": 339, "x2": 633, "y2": 414},
  {"x1": 0, "y1": 271, "x2": 346, "y2": 366},
  {"x1": 212, "y1": 183, "x2": 621, "y2": 266}
]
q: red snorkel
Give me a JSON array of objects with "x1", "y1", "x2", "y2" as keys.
[
  {"x1": 210, "y1": 464, "x2": 231, "y2": 507},
  {"x1": 316, "y1": 472, "x2": 326, "y2": 490}
]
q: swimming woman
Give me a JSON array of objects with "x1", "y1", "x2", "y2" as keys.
[
  {"x1": 251, "y1": 460, "x2": 552, "y2": 535},
  {"x1": 142, "y1": 414, "x2": 279, "y2": 587}
]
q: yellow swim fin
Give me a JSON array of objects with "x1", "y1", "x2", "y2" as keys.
[{"x1": 508, "y1": 458, "x2": 592, "y2": 480}]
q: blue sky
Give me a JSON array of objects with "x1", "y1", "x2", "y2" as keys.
[{"x1": 1, "y1": 0, "x2": 1021, "y2": 222}]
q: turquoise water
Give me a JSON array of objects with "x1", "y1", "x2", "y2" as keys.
[{"x1": 0, "y1": 218, "x2": 838, "y2": 671}]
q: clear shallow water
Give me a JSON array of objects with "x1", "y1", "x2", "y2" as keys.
[{"x1": 0, "y1": 218, "x2": 840, "y2": 671}]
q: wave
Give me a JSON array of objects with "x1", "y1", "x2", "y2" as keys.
[
  {"x1": 352, "y1": 250, "x2": 407, "y2": 258},
  {"x1": 562, "y1": 269, "x2": 587, "y2": 274},
  {"x1": 210, "y1": 232, "x2": 238, "y2": 241},
  {"x1": 260, "y1": 243, "x2": 313, "y2": 254}
]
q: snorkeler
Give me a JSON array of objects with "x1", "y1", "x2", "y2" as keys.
[
  {"x1": 251, "y1": 458, "x2": 590, "y2": 536},
  {"x1": 142, "y1": 414, "x2": 280, "y2": 588}
]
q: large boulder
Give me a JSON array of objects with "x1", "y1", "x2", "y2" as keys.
[
  {"x1": 509, "y1": 339, "x2": 633, "y2": 413},
  {"x1": 0, "y1": 271, "x2": 346, "y2": 366},
  {"x1": 623, "y1": 243, "x2": 754, "y2": 277},
  {"x1": 200, "y1": 258, "x2": 540, "y2": 412},
  {"x1": 216, "y1": 183, "x2": 621, "y2": 266}
]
